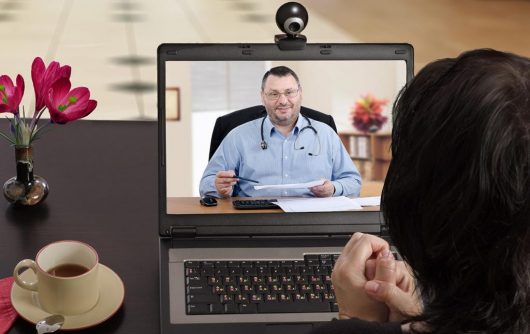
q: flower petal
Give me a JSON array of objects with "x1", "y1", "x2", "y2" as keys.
[{"x1": 48, "y1": 77, "x2": 72, "y2": 102}]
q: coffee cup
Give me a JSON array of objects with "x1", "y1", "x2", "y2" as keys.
[{"x1": 13, "y1": 240, "x2": 99, "y2": 315}]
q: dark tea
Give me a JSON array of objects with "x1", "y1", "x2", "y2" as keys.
[{"x1": 47, "y1": 264, "x2": 90, "y2": 277}]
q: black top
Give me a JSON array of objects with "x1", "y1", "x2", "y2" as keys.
[
  {"x1": 208, "y1": 105, "x2": 337, "y2": 159},
  {"x1": 311, "y1": 318, "x2": 402, "y2": 334}
]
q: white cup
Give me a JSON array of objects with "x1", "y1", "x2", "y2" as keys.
[{"x1": 13, "y1": 240, "x2": 100, "y2": 315}]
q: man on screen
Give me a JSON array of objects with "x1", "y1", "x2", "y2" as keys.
[{"x1": 199, "y1": 66, "x2": 361, "y2": 198}]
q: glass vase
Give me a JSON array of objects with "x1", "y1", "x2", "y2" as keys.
[{"x1": 3, "y1": 146, "x2": 49, "y2": 206}]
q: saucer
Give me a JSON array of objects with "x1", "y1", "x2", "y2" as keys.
[{"x1": 11, "y1": 263, "x2": 124, "y2": 330}]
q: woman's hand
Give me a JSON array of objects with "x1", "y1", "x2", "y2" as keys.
[
  {"x1": 332, "y1": 233, "x2": 390, "y2": 321},
  {"x1": 364, "y1": 254, "x2": 422, "y2": 322}
]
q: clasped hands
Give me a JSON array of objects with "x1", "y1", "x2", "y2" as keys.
[
  {"x1": 215, "y1": 170, "x2": 335, "y2": 197},
  {"x1": 332, "y1": 232, "x2": 422, "y2": 323}
]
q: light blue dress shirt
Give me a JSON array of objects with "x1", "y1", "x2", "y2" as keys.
[{"x1": 199, "y1": 115, "x2": 362, "y2": 198}]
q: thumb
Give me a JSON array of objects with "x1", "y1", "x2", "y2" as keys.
[{"x1": 364, "y1": 280, "x2": 418, "y2": 320}]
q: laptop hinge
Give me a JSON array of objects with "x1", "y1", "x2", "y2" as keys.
[{"x1": 170, "y1": 226, "x2": 197, "y2": 238}]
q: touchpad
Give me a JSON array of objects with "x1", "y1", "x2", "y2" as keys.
[{"x1": 265, "y1": 324, "x2": 313, "y2": 334}]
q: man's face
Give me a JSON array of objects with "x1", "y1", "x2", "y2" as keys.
[{"x1": 261, "y1": 74, "x2": 302, "y2": 128}]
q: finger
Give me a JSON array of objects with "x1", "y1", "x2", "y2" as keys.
[
  {"x1": 364, "y1": 280, "x2": 421, "y2": 320},
  {"x1": 342, "y1": 233, "x2": 389, "y2": 263},
  {"x1": 374, "y1": 251, "x2": 396, "y2": 285},
  {"x1": 334, "y1": 234, "x2": 389, "y2": 283},
  {"x1": 340, "y1": 232, "x2": 365, "y2": 256},
  {"x1": 216, "y1": 170, "x2": 236, "y2": 178},
  {"x1": 395, "y1": 261, "x2": 415, "y2": 292},
  {"x1": 216, "y1": 172, "x2": 233, "y2": 184},
  {"x1": 365, "y1": 259, "x2": 377, "y2": 280}
]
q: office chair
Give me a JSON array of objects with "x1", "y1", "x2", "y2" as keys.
[{"x1": 208, "y1": 105, "x2": 337, "y2": 159}]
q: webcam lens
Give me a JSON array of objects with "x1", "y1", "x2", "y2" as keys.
[{"x1": 289, "y1": 22, "x2": 300, "y2": 32}]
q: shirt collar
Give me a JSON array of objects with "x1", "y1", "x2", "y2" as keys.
[{"x1": 264, "y1": 113, "x2": 307, "y2": 139}]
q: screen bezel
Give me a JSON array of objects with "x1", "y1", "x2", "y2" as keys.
[{"x1": 157, "y1": 43, "x2": 414, "y2": 237}]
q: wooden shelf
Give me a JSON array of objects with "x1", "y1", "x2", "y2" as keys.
[{"x1": 339, "y1": 132, "x2": 391, "y2": 182}]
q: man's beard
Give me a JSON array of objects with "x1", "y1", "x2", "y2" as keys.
[{"x1": 270, "y1": 104, "x2": 298, "y2": 126}]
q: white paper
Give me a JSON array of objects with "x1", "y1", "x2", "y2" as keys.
[
  {"x1": 354, "y1": 196, "x2": 381, "y2": 207},
  {"x1": 253, "y1": 179, "x2": 325, "y2": 190},
  {"x1": 275, "y1": 196, "x2": 362, "y2": 212}
]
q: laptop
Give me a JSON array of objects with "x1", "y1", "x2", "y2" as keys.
[{"x1": 158, "y1": 43, "x2": 414, "y2": 334}]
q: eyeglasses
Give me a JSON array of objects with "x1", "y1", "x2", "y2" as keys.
[{"x1": 263, "y1": 89, "x2": 299, "y2": 101}]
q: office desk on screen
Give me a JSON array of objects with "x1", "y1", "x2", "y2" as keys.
[
  {"x1": 0, "y1": 120, "x2": 159, "y2": 334},
  {"x1": 167, "y1": 197, "x2": 379, "y2": 214}
]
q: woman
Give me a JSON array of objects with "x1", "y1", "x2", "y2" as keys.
[{"x1": 313, "y1": 49, "x2": 530, "y2": 333}]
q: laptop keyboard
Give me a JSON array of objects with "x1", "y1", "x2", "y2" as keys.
[{"x1": 184, "y1": 254, "x2": 339, "y2": 315}]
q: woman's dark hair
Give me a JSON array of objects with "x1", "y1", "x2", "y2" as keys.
[{"x1": 382, "y1": 49, "x2": 530, "y2": 333}]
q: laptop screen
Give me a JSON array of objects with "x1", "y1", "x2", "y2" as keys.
[{"x1": 158, "y1": 43, "x2": 413, "y2": 237}]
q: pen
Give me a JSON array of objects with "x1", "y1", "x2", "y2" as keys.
[{"x1": 233, "y1": 175, "x2": 259, "y2": 183}]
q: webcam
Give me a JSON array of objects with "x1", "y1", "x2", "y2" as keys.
[{"x1": 274, "y1": 2, "x2": 308, "y2": 51}]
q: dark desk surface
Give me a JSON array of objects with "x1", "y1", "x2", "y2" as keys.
[{"x1": 0, "y1": 120, "x2": 160, "y2": 333}]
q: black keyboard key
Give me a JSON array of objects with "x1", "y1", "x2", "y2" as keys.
[
  {"x1": 299, "y1": 267, "x2": 314, "y2": 275},
  {"x1": 187, "y1": 303, "x2": 209, "y2": 314},
  {"x1": 239, "y1": 303, "x2": 258, "y2": 313},
  {"x1": 214, "y1": 261, "x2": 227, "y2": 268},
  {"x1": 229, "y1": 268, "x2": 243, "y2": 276},
  {"x1": 185, "y1": 261, "x2": 201, "y2": 268},
  {"x1": 320, "y1": 259, "x2": 333, "y2": 267},
  {"x1": 227, "y1": 261, "x2": 241, "y2": 268},
  {"x1": 225, "y1": 302, "x2": 239, "y2": 313},
  {"x1": 323, "y1": 292, "x2": 335, "y2": 302},
  {"x1": 306, "y1": 259, "x2": 319, "y2": 266},
  {"x1": 250, "y1": 294, "x2": 263, "y2": 303},
  {"x1": 308, "y1": 293, "x2": 322, "y2": 302},
  {"x1": 235, "y1": 294, "x2": 249, "y2": 303},
  {"x1": 240, "y1": 261, "x2": 253, "y2": 267},
  {"x1": 210, "y1": 303, "x2": 224, "y2": 314},
  {"x1": 186, "y1": 276, "x2": 205, "y2": 286},
  {"x1": 294, "y1": 293, "x2": 307, "y2": 301},
  {"x1": 187, "y1": 285, "x2": 209, "y2": 295},
  {"x1": 267, "y1": 261, "x2": 280, "y2": 267},
  {"x1": 185, "y1": 268, "x2": 201, "y2": 276},
  {"x1": 187, "y1": 293, "x2": 218, "y2": 304},
  {"x1": 292, "y1": 260, "x2": 305, "y2": 267},
  {"x1": 201, "y1": 261, "x2": 215, "y2": 268},
  {"x1": 258, "y1": 302, "x2": 331, "y2": 313}
]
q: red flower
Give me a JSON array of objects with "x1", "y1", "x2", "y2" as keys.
[
  {"x1": 0, "y1": 74, "x2": 24, "y2": 114},
  {"x1": 31, "y1": 57, "x2": 71, "y2": 113},
  {"x1": 46, "y1": 78, "x2": 97, "y2": 124},
  {"x1": 351, "y1": 94, "x2": 389, "y2": 133}
]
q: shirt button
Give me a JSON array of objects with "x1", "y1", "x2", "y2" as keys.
[
  {"x1": 285, "y1": 174, "x2": 288, "y2": 177},
  {"x1": 284, "y1": 156, "x2": 288, "y2": 159}
]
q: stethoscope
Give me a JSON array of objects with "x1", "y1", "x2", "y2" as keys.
[{"x1": 260, "y1": 114, "x2": 322, "y2": 156}]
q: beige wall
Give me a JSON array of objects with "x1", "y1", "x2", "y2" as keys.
[{"x1": 165, "y1": 62, "x2": 192, "y2": 197}]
